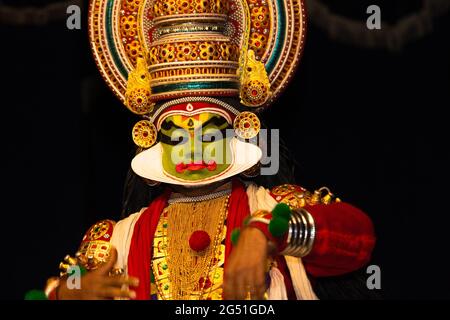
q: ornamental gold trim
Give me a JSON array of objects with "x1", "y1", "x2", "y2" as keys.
[{"x1": 125, "y1": 57, "x2": 155, "y2": 114}]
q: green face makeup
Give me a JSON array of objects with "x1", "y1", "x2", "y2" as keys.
[{"x1": 159, "y1": 112, "x2": 233, "y2": 181}]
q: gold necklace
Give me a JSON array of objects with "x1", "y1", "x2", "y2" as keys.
[{"x1": 160, "y1": 195, "x2": 229, "y2": 300}]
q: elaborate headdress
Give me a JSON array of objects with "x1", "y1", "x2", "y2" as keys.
[{"x1": 89, "y1": 0, "x2": 306, "y2": 185}]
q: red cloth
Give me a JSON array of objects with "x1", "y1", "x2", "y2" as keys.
[
  {"x1": 224, "y1": 179, "x2": 251, "y2": 266},
  {"x1": 127, "y1": 179, "x2": 250, "y2": 300},
  {"x1": 302, "y1": 202, "x2": 376, "y2": 277},
  {"x1": 47, "y1": 288, "x2": 58, "y2": 300},
  {"x1": 127, "y1": 189, "x2": 171, "y2": 300}
]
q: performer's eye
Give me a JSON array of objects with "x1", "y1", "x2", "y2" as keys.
[
  {"x1": 172, "y1": 136, "x2": 184, "y2": 144},
  {"x1": 202, "y1": 134, "x2": 216, "y2": 142},
  {"x1": 200, "y1": 128, "x2": 223, "y2": 142},
  {"x1": 170, "y1": 129, "x2": 189, "y2": 145}
]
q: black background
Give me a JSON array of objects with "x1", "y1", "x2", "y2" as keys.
[{"x1": 1, "y1": 0, "x2": 449, "y2": 300}]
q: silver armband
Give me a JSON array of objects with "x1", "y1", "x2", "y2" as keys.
[{"x1": 280, "y1": 208, "x2": 316, "y2": 257}]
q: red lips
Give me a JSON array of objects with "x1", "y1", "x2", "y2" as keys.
[{"x1": 175, "y1": 160, "x2": 217, "y2": 173}]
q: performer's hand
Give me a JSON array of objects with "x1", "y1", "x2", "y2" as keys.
[
  {"x1": 57, "y1": 247, "x2": 139, "y2": 300},
  {"x1": 223, "y1": 227, "x2": 268, "y2": 300}
]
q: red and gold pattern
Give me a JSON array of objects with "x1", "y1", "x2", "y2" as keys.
[
  {"x1": 145, "y1": 0, "x2": 242, "y2": 100},
  {"x1": 270, "y1": 184, "x2": 341, "y2": 209},
  {"x1": 248, "y1": 0, "x2": 270, "y2": 59},
  {"x1": 240, "y1": 77, "x2": 270, "y2": 107},
  {"x1": 267, "y1": 0, "x2": 306, "y2": 105},
  {"x1": 89, "y1": 0, "x2": 126, "y2": 103},
  {"x1": 119, "y1": 0, "x2": 145, "y2": 66},
  {"x1": 87, "y1": 221, "x2": 111, "y2": 240},
  {"x1": 153, "y1": 0, "x2": 230, "y2": 16},
  {"x1": 126, "y1": 87, "x2": 152, "y2": 113},
  {"x1": 77, "y1": 220, "x2": 115, "y2": 270},
  {"x1": 148, "y1": 41, "x2": 239, "y2": 65},
  {"x1": 88, "y1": 0, "x2": 306, "y2": 107},
  {"x1": 270, "y1": 184, "x2": 308, "y2": 209},
  {"x1": 132, "y1": 120, "x2": 157, "y2": 148},
  {"x1": 149, "y1": 65, "x2": 238, "y2": 85},
  {"x1": 233, "y1": 111, "x2": 260, "y2": 139}
]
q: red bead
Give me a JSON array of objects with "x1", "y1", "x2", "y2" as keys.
[{"x1": 189, "y1": 230, "x2": 211, "y2": 252}]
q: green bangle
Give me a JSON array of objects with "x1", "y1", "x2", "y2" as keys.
[
  {"x1": 24, "y1": 289, "x2": 48, "y2": 300},
  {"x1": 231, "y1": 228, "x2": 241, "y2": 246},
  {"x1": 268, "y1": 203, "x2": 292, "y2": 237}
]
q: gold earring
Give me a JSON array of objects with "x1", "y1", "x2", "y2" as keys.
[
  {"x1": 132, "y1": 120, "x2": 157, "y2": 148},
  {"x1": 233, "y1": 111, "x2": 261, "y2": 139}
]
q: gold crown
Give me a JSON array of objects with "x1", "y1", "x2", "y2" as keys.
[
  {"x1": 144, "y1": 0, "x2": 241, "y2": 102},
  {"x1": 89, "y1": 0, "x2": 307, "y2": 123},
  {"x1": 153, "y1": 0, "x2": 229, "y2": 18}
]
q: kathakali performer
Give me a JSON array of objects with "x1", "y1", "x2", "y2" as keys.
[{"x1": 41, "y1": 0, "x2": 376, "y2": 300}]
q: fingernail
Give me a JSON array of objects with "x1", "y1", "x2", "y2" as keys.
[{"x1": 129, "y1": 290, "x2": 136, "y2": 299}]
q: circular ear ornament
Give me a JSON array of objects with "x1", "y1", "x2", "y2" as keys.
[
  {"x1": 240, "y1": 79, "x2": 270, "y2": 107},
  {"x1": 126, "y1": 87, "x2": 154, "y2": 115},
  {"x1": 234, "y1": 111, "x2": 261, "y2": 139},
  {"x1": 132, "y1": 120, "x2": 157, "y2": 148}
]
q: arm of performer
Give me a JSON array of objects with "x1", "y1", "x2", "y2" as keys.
[
  {"x1": 298, "y1": 202, "x2": 376, "y2": 277},
  {"x1": 224, "y1": 191, "x2": 376, "y2": 299},
  {"x1": 247, "y1": 202, "x2": 376, "y2": 276},
  {"x1": 44, "y1": 221, "x2": 139, "y2": 300},
  {"x1": 47, "y1": 248, "x2": 138, "y2": 300}
]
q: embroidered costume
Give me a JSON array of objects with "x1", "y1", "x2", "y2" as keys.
[{"x1": 43, "y1": 0, "x2": 376, "y2": 300}]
